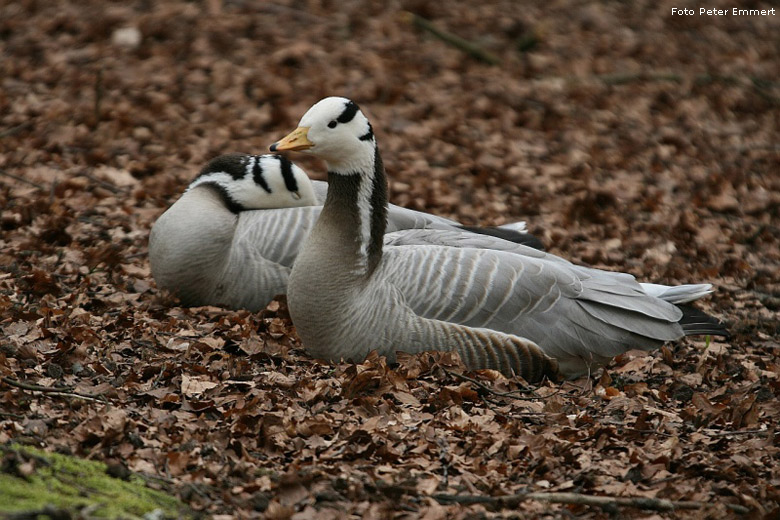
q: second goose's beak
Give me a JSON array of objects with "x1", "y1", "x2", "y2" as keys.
[{"x1": 270, "y1": 127, "x2": 313, "y2": 152}]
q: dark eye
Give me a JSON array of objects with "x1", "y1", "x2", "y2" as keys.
[{"x1": 327, "y1": 121, "x2": 337, "y2": 129}]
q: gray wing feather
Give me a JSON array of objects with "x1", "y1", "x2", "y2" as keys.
[
  {"x1": 233, "y1": 207, "x2": 321, "y2": 267},
  {"x1": 211, "y1": 207, "x2": 323, "y2": 311},
  {"x1": 379, "y1": 243, "x2": 685, "y2": 365},
  {"x1": 311, "y1": 181, "x2": 329, "y2": 204},
  {"x1": 386, "y1": 205, "x2": 463, "y2": 232}
]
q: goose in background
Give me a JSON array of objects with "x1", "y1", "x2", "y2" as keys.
[
  {"x1": 149, "y1": 153, "x2": 542, "y2": 311},
  {"x1": 270, "y1": 97, "x2": 727, "y2": 381}
]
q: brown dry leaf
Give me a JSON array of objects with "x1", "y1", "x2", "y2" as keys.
[{"x1": 181, "y1": 375, "x2": 219, "y2": 396}]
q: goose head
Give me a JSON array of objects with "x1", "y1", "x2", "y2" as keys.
[
  {"x1": 271, "y1": 97, "x2": 376, "y2": 173},
  {"x1": 188, "y1": 153, "x2": 317, "y2": 211}
]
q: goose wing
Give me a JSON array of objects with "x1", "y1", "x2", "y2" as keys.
[
  {"x1": 207, "y1": 207, "x2": 322, "y2": 310},
  {"x1": 378, "y1": 243, "x2": 685, "y2": 370},
  {"x1": 384, "y1": 229, "x2": 549, "y2": 258},
  {"x1": 231, "y1": 206, "x2": 322, "y2": 267}
]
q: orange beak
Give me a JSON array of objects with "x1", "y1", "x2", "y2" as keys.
[{"x1": 270, "y1": 127, "x2": 313, "y2": 152}]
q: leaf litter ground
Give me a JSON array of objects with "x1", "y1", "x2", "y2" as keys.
[{"x1": 0, "y1": 0, "x2": 778, "y2": 518}]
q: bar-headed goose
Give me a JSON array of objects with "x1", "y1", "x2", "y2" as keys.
[
  {"x1": 270, "y1": 97, "x2": 727, "y2": 381},
  {"x1": 149, "y1": 153, "x2": 541, "y2": 311}
]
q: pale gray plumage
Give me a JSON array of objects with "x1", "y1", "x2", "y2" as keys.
[
  {"x1": 272, "y1": 97, "x2": 727, "y2": 381},
  {"x1": 149, "y1": 153, "x2": 539, "y2": 311}
]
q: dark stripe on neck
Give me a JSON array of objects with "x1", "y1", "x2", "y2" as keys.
[
  {"x1": 359, "y1": 122, "x2": 374, "y2": 142},
  {"x1": 337, "y1": 100, "x2": 360, "y2": 124},
  {"x1": 322, "y1": 172, "x2": 364, "y2": 264},
  {"x1": 276, "y1": 155, "x2": 299, "y2": 194},
  {"x1": 196, "y1": 153, "x2": 249, "y2": 181},
  {"x1": 322, "y1": 147, "x2": 386, "y2": 276},
  {"x1": 251, "y1": 157, "x2": 272, "y2": 193},
  {"x1": 367, "y1": 146, "x2": 387, "y2": 275},
  {"x1": 198, "y1": 182, "x2": 244, "y2": 214}
]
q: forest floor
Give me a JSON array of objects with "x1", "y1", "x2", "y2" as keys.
[{"x1": 1, "y1": 1, "x2": 778, "y2": 518}]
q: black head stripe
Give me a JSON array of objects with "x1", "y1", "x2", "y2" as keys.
[
  {"x1": 251, "y1": 155, "x2": 272, "y2": 193},
  {"x1": 199, "y1": 182, "x2": 244, "y2": 214},
  {"x1": 359, "y1": 122, "x2": 374, "y2": 142},
  {"x1": 276, "y1": 155, "x2": 299, "y2": 194},
  {"x1": 336, "y1": 100, "x2": 360, "y2": 124},
  {"x1": 196, "y1": 153, "x2": 249, "y2": 181}
]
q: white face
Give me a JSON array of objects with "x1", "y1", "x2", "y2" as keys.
[{"x1": 297, "y1": 97, "x2": 376, "y2": 169}]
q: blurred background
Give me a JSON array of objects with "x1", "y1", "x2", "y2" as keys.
[{"x1": 1, "y1": 0, "x2": 776, "y2": 277}]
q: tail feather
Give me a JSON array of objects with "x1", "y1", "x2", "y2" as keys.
[
  {"x1": 678, "y1": 304, "x2": 729, "y2": 338},
  {"x1": 641, "y1": 283, "x2": 714, "y2": 304},
  {"x1": 497, "y1": 221, "x2": 528, "y2": 233}
]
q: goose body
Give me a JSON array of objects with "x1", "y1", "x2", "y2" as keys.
[
  {"x1": 149, "y1": 153, "x2": 541, "y2": 310},
  {"x1": 271, "y1": 97, "x2": 727, "y2": 381}
]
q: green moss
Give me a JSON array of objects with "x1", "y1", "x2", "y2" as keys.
[{"x1": 0, "y1": 444, "x2": 189, "y2": 519}]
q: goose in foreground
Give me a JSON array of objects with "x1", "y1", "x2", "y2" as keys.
[
  {"x1": 270, "y1": 96, "x2": 727, "y2": 381},
  {"x1": 149, "y1": 153, "x2": 541, "y2": 311}
]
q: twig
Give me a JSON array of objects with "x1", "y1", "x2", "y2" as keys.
[
  {"x1": 0, "y1": 169, "x2": 46, "y2": 190},
  {"x1": 625, "y1": 428, "x2": 675, "y2": 438},
  {"x1": 124, "y1": 250, "x2": 150, "y2": 260},
  {"x1": 77, "y1": 169, "x2": 127, "y2": 194},
  {"x1": 137, "y1": 471, "x2": 176, "y2": 485},
  {"x1": 705, "y1": 428, "x2": 776, "y2": 437},
  {"x1": 402, "y1": 12, "x2": 501, "y2": 66},
  {"x1": 6, "y1": 505, "x2": 73, "y2": 520},
  {"x1": 732, "y1": 144, "x2": 780, "y2": 153},
  {"x1": 432, "y1": 491, "x2": 750, "y2": 514},
  {"x1": 0, "y1": 376, "x2": 107, "y2": 403},
  {"x1": 255, "y1": 2, "x2": 331, "y2": 23},
  {"x1": 597, "y1": 72, "x2": 683, "y2": 85},
  {"x1": 436, "y1": 436, "x2": 449, "y2": 487},
  {"x1": 0, "y1": 121, "x2": 33, "y2": 139},
  {"x1": 543, "y1": 71, "x2": 778, "y2": 104},
  {"x1": 94, "y1": 68, "x2": 103, "y2": 123},
  {"x1": 442, "y1": 368, "x2": 554, "y2": 401},
  {"x1": 0, "y1": 411, "x2": 27, "y2": 420},
  {"x1": 1, "y1": 376, "x2": 74, "y2": 393}
]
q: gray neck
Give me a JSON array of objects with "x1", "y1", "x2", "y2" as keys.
[{"x1": 320, "y1": 146, "x2": 387, "y2": 276}]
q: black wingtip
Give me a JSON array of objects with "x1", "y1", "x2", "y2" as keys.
[
  {"x1": 678, "y1": 304, "x2": 730, "y2": 339},
  {"x1": 457, "y1": 225, "x2": 545, "y2": 251}
]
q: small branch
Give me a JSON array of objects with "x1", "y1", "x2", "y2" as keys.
[
  {"x1": 436, "y1": 436, "x2": 449, "y2": 487},
  {"x1": 256, "y1": 2, "x2": 331, "y2": 23},
  {"x1": 433, "y1": 491, "x2": 750, "y2": 514},
  {"x1": 732, "y1": 144, "x2": 780, "y2": 153},
  {"x1": 541, "y1": 71, "x2": 779, "y2": 104},
  {"x1": 441, "y1": 368, "x2": 556, "y2": 401},
  {"x1": 598, "y1": 72, "x2": 683, "y2": 85},
  {"x1": 0, "y1": 411, "x2": 27, "y2": 420},
  {"x1": 705, "y1": 428, "x2": 776, "y2": 437},
  {"x1": 94, "y1": 68, "x2": 103, "y2": 123},
  {"x1": 6, "y1": 505, "x2": 73, "y2": 520},
  {"x1": 402, "y1": 12, "x2": 501, "y2": 66},
  {"x1": 0, "y1": 376, "x2": 108, "y2": 403},
  {"x1": 0, "y1": 121, "x2": 33, "y2": 139},
  {"x1": 77, "y1": 169, "x2": 127, "y2": 194},
  {"x1": 0, "y1": 169, "x2": 46, "y2": 190},
  {"x1": 1, "y1": 376, "x2": 74, "y2": 393}
]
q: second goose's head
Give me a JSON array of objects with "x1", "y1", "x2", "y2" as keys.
[
  {"x1": 188, "y1": 153, "x2": 317, "y2": 211},
  {"x1": 271, "y1": 97, "x2": 376, "y2": 173}
]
